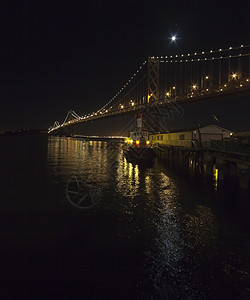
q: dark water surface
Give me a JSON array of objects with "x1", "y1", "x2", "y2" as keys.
[{"x1": 0, "y1": 136, "x2": 249, "y2": 299}]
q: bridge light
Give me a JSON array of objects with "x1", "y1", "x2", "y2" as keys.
[
  {"x1": 136, "y1": 140, "x2": 140, "y2": 145},
  {"x1": 121, "y1": 105, "x2": 124, "y2": 109},
  {"x1": 192, "y1": 84, "x2": 197, "y2": 90},
  {"x1": 131, "y1": 102, "x2": 135, "y2": 106},
  {"x1": 232, "y1": 73, "x2": 237, "y2": 79},
  {"x1": 205, "y1": 76, "x2": 209, "y2": 80},
  {"x1": 172, "y1": 86, "x2": 176, "y2": 89}
]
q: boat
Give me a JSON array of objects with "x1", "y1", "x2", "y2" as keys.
[{"x1": 123, "y1": 112, "x2": 155, "y2": 163}]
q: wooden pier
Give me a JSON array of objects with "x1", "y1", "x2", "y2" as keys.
[{"x1": 154, "y1": 145, "x2": 250, "y2": 189}]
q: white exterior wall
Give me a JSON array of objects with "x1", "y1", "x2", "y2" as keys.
[
  {"x1": 200, "y1": 133, "x2": 222, "y2": 142},
  {"x1": 193, "y1": 125, "x2": 232, "y2": 140},
  {"x1": 130, "y1": 131, "x2": 149, "y2": 141}
]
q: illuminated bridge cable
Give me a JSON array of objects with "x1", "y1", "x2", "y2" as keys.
[
  {"x1": 111, "y1": 73, "x2": 147, "y2": 108},
  {"x1": 53, "y1": 121, "x2": 60, "y2": 128},
  {"x1": 160, "y1": 53, "x2": 250, "y2": 64},
  {"x1": 61, "y1": 109, "x2": 83, "y2": 125},
  {"x1": 96, "y1": 60, "x2": 147, "y2": 113},
  {"x1": 71, "y1": 110, "x2": 82, "y2": 119},
  {"x1": 155, "y1": 44, "x2": 250, "y2": 60},
  {"x1": 62, "y1": 111, "x2": 70, "y2": 125}
]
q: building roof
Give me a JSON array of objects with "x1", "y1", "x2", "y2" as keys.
[{"x1": 158, "y1": 124, "x2": 233, "y2": 134}]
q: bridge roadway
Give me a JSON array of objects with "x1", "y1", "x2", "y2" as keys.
[{"x1": 50, "y1": 81, "x2": 250, "y2": 137}]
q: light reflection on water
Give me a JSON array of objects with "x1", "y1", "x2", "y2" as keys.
[{"x1": 46, "y1": 137, "x2": 250, "y2": 299}]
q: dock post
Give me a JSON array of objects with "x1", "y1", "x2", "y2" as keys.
[{"x1": 237, "y1": 163, "x2": 250, "y2": 189}]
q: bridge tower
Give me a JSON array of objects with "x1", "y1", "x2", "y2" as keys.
[{"x1": 147, "y1": 57, "x2": 159, "y2": 102}]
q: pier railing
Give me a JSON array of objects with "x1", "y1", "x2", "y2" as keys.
[{"x1": 210, "y1": 140, "x2": 250, "y2": 156}]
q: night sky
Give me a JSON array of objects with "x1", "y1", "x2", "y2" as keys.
[{"x1": 0, "y1": 0, "x2": 249, "y2": 131}]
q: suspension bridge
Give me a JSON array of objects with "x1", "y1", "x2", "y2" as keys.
[{"x1": 49, "y1": 44, "x2": 250, "y2": 135}]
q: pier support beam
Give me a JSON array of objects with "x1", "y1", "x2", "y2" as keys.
[
  {"x1": 203, "y1": 151, "x2": 214, "y2": 176},
  {"x1": 216, "y1": 159, "x2": 227, "y2": 181},
  {"x1": 237, "y1": 163, "x2": 250, "y2": 189}
]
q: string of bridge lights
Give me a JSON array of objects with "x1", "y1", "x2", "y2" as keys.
[
  {"x1": 96, "y1": 60, "x2": 147, "y2": 114},
  {"x1": 160, "y1": 52, "x2": 250, "y2": 63},
  {"x1": 56, "y1": 60, "x2": 147, "y2": 125},
  {"x1": 151, "y1": 44, "x2": 249, "y2": 60},
  {"x1": 110, "y1": 73, "x2": 148, "y2": 110}
]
